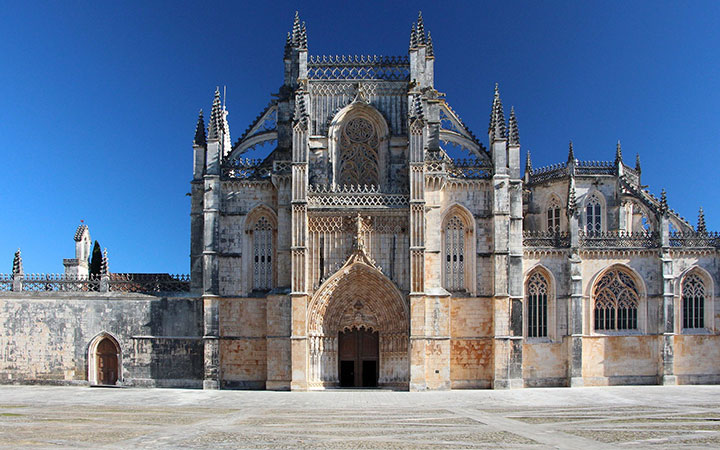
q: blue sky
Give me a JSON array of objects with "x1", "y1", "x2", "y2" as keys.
[{"x1": 1, "y1": 1, "x2": 719, "y2": 274}]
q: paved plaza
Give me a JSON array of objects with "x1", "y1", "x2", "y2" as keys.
[{"x1": 1, "y1": 385, "x2": 720, "y2": 448}]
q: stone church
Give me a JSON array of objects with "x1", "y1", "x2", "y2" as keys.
[{"x1": 0, "y1": 13, "x2": 718, "y2": 390}]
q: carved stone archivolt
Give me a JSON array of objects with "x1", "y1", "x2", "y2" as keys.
[{"x1": 306, "y1": 250, "x2": 409, "y2": 387}]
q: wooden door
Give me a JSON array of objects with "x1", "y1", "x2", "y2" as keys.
[
  {"x1": 338, "y1": 327, "x2": 378, "y2": 387},
  {"x1": 96, "y1": 339, "x2": 118, "y2": 385}
]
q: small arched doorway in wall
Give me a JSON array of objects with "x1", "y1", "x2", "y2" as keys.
[
  {"x1": 338, "y1": 326, "x2": 379, "y2": 387},
  {"x1": 88, "y1": 334, "x2": 121, "y2": 386}
]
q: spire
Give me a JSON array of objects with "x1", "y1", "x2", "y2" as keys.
[
  {"x1": 488, "y1": 83, "x2": 506, "y2": 140},
  {"x1": 635, "y1": 153, "x2": 641, "y2": 173},
  {"x1": 525, "y1": 150, "x2": 532, "y2": 174},
  {"x1": 416, "y1": 11, "x2": 426, "y2": 45},
  {"x1": 101, "y1": 248, "x2": 109, "y2": 275},
  {"x1": 508, "y1": 106, "x2": 519, "y2": 145},
  {"x1": 409, "y1": 23, "x2": 418, "y2": 49},
  {"x1": 207, "y1": 88, "x2": 223, "y2": 141},
  {"x1": 426, "y1": 32, "x2": 434, "y2": 58},
  {"x1": 193, "y1": 110, "x2": 206, "y2": 146},
  {"x1": 567, "y1": 141, "x2": 576, "y2": 163},
  {"x1": 697, "y1": 207, "x2": 707, "y2": 234},
  {"x1": 12, "y1": 249, "x2": 23, "y2": 276},
  {"x1": 615, "y1": 140, "x2": 623, "y2": 164},
  {"x1": 291, "y1": 11, "x2": 301, "y2": 46},
  {"x1": 660, "y1": 189, "x2": 668, "y2": 214},
  {"x1": 284, "y1": 32, "x2": 292, "y2": 58},
  {"x1": 298, "y1": 21, "x2": 307, "y2": 49}
]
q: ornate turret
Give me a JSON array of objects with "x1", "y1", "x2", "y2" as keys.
[
  {"x1": 488, "y1": 84, "x2": 506, "y2": 142},
  {"x1": 408, "y1": 11, "x2": 434, "y2": 88},
  {"x1": 416, "y1": 11, "x2": 426, "y2": 45},
  {"x1": 409, "y1": 23, "x2": 417, "y2": 49},
  {"x1": 615, "y1": 140, "x2": 623, "y2": 164},
  {"x1": 284, "y1": 11, "x2": 308, "y2": 88},
  {"x1": 635, "y1": 153, "x2": 641, "y2": 173},
  {"x1": 194, "y1": 110, "x2": 206, "y2": 147},
  {"x1": 508, "y1": 106, "x2": 519, "y2": 146},
  {"x1": 207, "y1": 88, "x2": 223, "y2": 141},
  {"x1": 426, "y1": 32, "x2": 434, "y2": 58},
  {"x1": 697, "y1": 207, "x2": 707, "y2": 234}
]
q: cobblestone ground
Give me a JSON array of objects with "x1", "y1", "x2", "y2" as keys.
[{"x1": 1, "y1": 385, "x2": 720, "y2": 449}]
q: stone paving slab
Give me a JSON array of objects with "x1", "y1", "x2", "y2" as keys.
[{"x1": 0, "y1": 385, "x2": 719, "y2": 448}]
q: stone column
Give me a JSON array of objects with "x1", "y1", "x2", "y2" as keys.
[
  {"x1": 290, "y1": 103, "x2": 309, "y2": 390},
  {"x1": 660, "y1": 212, "x2": 676, "y2": 385},
  {"x1": 203, "y1": 297, "x2": 220, "y2": 389}
]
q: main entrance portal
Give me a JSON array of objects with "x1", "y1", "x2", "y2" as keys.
[
  {"x1": 306, "y1": 254, "x2": 410, "y2": 389},
  {"x1": 338, "y1": 327, "x2": 378, "y2": 387}
]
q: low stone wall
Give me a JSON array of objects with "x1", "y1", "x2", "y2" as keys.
[{"x1": 0, "y1": 292, "x2": 204, "y2": 387}]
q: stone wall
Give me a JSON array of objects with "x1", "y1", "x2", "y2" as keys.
[{"x1": 0, "y1": 292, "x2": 203, "y2": 387}]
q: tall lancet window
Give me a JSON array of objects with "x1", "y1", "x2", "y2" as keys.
[
  {"x1": 338, "y1": 117, "x2": 379, "y2": 186},
  {"x1": 586, "y1": 194, "x2": 602, "y2": 233},
  {"x1": 682, "y1": 273, "x2": 706, "y2": 329},
  {"x1": 253, "y1": 216, "x2": 273, "y2": 290},
  {"x1": 547, "y1": 197, "x2": 561, "y2": 233},
  {"x1": 444, "y1": 216, "x2": 465, "y2": 291},
  {"x1": 526, "y1": 272, "x2": 548, "y2": 338},
  {"x1": 593, "y1": 269, "x2": 639, "y2": 331}
]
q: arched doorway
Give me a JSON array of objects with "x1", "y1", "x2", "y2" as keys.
[
  {"x1": 88, "y1": 334, "x2": 121, "y2": 386},
  {"x1": 307, "y1": 251, "x2": 409, "y2": 389},
  {"x1": 339, "y1": 326, "x2": 378, "y2": 387}
]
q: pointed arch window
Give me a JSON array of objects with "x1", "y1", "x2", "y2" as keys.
[
  {"x1": 253, "y1": 216, "x2": 273, "y2": 290},
  {"x1": 547, "y1": 198, "x2": 561, "y2": 233},
  {"x1": 338, "y1": 117, "x2": 379, "y2": 186},
  {"x1": 593, "y1": 269, "x2": 639, "y2": 331},
  {"x1": 526, "y1": 272, "x2": 548, "y2": 338},
  {"x1": 586, "y1": 194, "x2": 602, "y2": 233},
  {"x1": 444, "y1": 215, "x2": 465, "y2": 291},
  {"x1": 682, "y1": 273, "x2": 706, "y2": 329}
]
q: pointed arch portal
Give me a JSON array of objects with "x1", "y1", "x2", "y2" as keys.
[{"x1": 307, "y1": 253, "x2": 409, "y2": 388}]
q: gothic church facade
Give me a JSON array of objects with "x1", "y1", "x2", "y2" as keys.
[{"x1": 0, "y1": 13, "x2": 718, "y2": 390}]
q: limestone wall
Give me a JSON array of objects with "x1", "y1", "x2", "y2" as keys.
[
  {"x1": 219, "y1": 298, "x2": 268, "y2": 389},
  {"x1": 450, "y1": 297, "x2": 493, "y2": 388},
  {"x1": 582, "y1": 335, "x2": 659, "y2": 385},
  {"x1": 0, "y1": 293, "x2": 203, "y2": 387}
]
